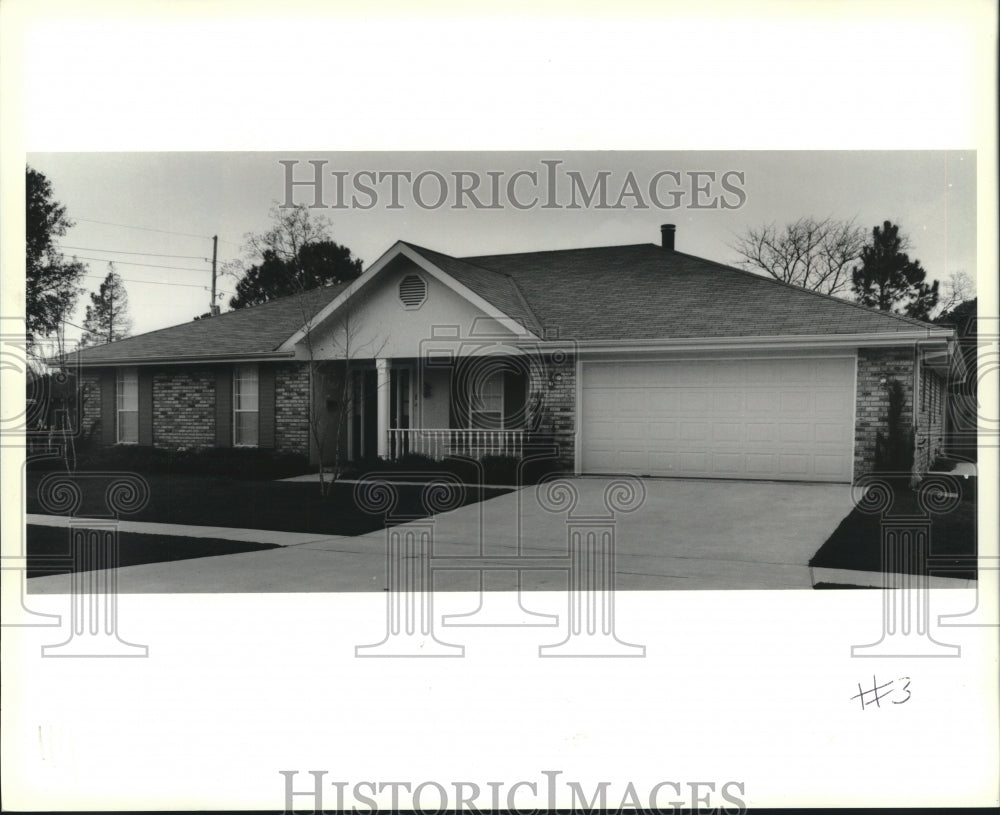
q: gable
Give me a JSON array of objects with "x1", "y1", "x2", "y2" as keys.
[{"x1": 300, "y1": 257, "x2": 521, "y2": 361}]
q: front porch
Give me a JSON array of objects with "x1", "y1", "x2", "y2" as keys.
[{"x1": 311, "y1": 353, "x2": 542, "y2": 465}]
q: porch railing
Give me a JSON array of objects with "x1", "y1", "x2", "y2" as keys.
[{"x1": 389, "y1": 428, "x2": 525, "y2": 461}]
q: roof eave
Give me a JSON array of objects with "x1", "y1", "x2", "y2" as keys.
[
  {"x1": 53, "y1": 351, "x2": 296, "y2": 368},
  {"x1": 524, "y1": 330, "x2": 955, "y2": 354}
]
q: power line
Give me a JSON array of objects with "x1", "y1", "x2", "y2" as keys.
[
  {"x1": 71, "y1": 255, "x2": 214, "y2": 273},
  {"x1": 80, "y1": 273, "x2": 210, "y2": 290},
  {"x1": 59, "y1": 245, "x2": 211, "y2": 261},
  {"x1": 73, "y1": 217, "x2": 216, "y2": 241}
]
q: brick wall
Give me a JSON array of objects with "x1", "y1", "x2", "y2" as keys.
[
  {"x1": 152, "y1": 367, "x2": 217, "y2": 450},
  {"x1": 529, "y1": 352, "x2": 576, "y2": 469},
  {"x1": 854, "y1": 347, "x2": 915, "y2": 479},
  {"x1": 275, "y1": 363, "x2": 310, "y2": 456},
  {"x1": 915, "y1": 364, "x2": 946, "y2": 473}
]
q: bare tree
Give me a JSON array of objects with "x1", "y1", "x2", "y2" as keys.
[
  {"x1": 295, "y1": 296, "x2": 387, "y2": 495},
  {"x1": 732, "y1": 216, "x2": 867, "y2": 296},
  {"x1": 224, "y1": 203, "x2": 362, "y2": 309},
  {"x1": 226, "y1": 203, "x2": 377, "y2": 492},
  {"x1": 934, "y1": 269, "x2": 975, "y2": 316}
]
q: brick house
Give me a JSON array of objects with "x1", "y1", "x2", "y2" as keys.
[{"x1": 62, "y1": 226, "x2": 963, "y2": 483}]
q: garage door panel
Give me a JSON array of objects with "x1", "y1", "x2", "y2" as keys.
[
  {"x1": 746, "y1": 391, "x2": 779, "y2": 412},
  {"x1": 745, "y1": 453, "x2": 778, "y2": 475},
  {"x1": 814, "y1": 455, "x2": 848, "y2": 476},
  {"x1": 778, "y1": 454, "x2": 811, "y2": 475},
  {"x1": 582, "y1": 357, "x2": 854, "y2": 482},
  {"x1": 712, "y1": 453, "x2": 743, "y2": 473},
  {"x1": 780, "y1": 391, "x2": 812, "y2": 413},
  {"x1": 712, "y1": 423, "x2": 743, "y2": 442},
  {"x1": 815, "y1": 422, "x2": 848, "y2": 443},
  {"x1": 712, "y1": 390, "x2": 744, "y2": 412},
  {"x1": 745, "y1": 422, "x2": 776, "y2": 442},
  {"x1": 814, "y1": 390, "x2": 852, "y2": 414},
  {"x1": 647, "y1": 421, "x2": 677, "y2": 440},
  {"x1": 679, "y1": 421, "x2": 710, "y2": 441},
  {"x1": 679, "y1": 391, "x2": 710, "y2": 412}
]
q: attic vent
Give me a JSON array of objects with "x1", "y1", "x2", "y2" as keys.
[{"x1": 399, "y1": 274, "x2": 427, "y2": 308}]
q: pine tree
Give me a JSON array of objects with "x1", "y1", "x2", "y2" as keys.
[
  {"x1": 851, "y1": 221, "x2": 939, "y2": 320},
  {"x1": 81, "y1": 264, "x2": 133, "y2": 346}
]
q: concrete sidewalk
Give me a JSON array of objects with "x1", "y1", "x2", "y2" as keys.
[
  {"x1": 26, "y1": 513, "x2": 352, "y2": 547},
  {"x1": 27, "y1": 478, "x2": 868, "y2": 594}
]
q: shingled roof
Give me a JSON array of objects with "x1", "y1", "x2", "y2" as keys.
[
  {"x1": 62, "y1": 283, "x2": 347, "y2": 364},
  {"x1": 461, "y1": 243, "x2": 939, "y2": 341},
  {"x1": 65, "y1": 238, "x2": 945, "y2": 365}
]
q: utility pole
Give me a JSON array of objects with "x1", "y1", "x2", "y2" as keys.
[{"x1": 210, "y1": 235, "x2": 219, "y2": 315}]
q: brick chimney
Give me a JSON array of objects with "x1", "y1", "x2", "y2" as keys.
[{"x1": 660, "y1": 223, "x2": 676, "y2": 251}]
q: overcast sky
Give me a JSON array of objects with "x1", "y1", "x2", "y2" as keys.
[{"x1": 27, "y1": 150, "x2": 976, "y2": 341}]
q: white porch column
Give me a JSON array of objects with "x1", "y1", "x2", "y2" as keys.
[{"x1": 376, "y1": 357, "x2": 391, "y2": 458}]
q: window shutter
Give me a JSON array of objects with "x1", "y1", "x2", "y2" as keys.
[
  {"x1": 215, "y1": 367, "x2": 233, "y2": 447},
  {"x1": 100, "y1": 369, "x2": 115, "y2": 445},
  {"x1": 138, "y1": 369, "x2": 153, "y2": 446},
  {"x1": 258, "y1": 365, "x2": 276, "y2": 449}
]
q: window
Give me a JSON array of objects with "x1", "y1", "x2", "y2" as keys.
[
  {"x1": 116, "y1": 367, "x2": 139, "y2": 444},
  {"x1": 469, "y1": 371, "x2": 504, "y2": 429},
  {"x1": 233, "y1": 364, "x2": 259, "y2": 446}
]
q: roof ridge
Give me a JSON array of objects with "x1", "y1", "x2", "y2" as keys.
[
  {"x1": 670, "y1": 248, "x2": 945, "y2": 332},
  {"x1": 404, "y1": 242, "x2": 543, "y2": 333},
  {"x1": 462, "y1": 242, "x2": 651, "y2": 261}
]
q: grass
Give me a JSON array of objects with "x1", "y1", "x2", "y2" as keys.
[
  {"x1": 26, "y1": 526, "x2": 280, "y2": 578},
  {"x1": 809, "y1": 476, "x2": 977, "y2": 581},
  {"x1": 26, "y1": 470, "x2": 510, "y2": 536}
]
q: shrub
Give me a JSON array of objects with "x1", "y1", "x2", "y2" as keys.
[
  {"x1": 29, "y1": 445, "x2": 312, "y2": 480},
  {"x1": 875, "y1": 378, "x2": 914, "y2": 474}
]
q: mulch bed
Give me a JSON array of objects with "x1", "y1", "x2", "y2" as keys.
[{"x1": 809, "y1": 476, "x2": 977, "y2": 581}]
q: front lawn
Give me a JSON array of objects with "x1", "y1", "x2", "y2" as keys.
[
  {"x1": 809, "y1": 477, "x2": 977, "y2": 581},
  {"x1": 26, "y1": 526, "x2": 280, "y2": 578},
  {"x1": 26, "y1": 470, "x2": 510, "y2": 536}
]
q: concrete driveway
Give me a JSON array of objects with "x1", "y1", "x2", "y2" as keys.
[{"x1": 27, "y1": 477, "x2": 854, "y2": 593}]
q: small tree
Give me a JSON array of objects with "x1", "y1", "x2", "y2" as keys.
[
  {"x1": 732, "y1": 216, "x2": 866, "y2": 296},
  {"x1": 851, "y1": 221, "x2": 939, "y2": 320},
  {"x1": 80, "y1": 264, "x2": 133, "y2": 346},
  {"x1": 26, "y1": 166, "x2": 86, "y2": 346},
  {"x1": 229, "y1": 204, "x2": 381, "y2": 492}
]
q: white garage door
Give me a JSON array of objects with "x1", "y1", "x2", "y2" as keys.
[{"x1": 581, "y1": 357, "x2": 855, "y2": 482}]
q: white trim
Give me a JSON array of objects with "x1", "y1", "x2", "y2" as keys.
[
  {"x1": 536, "y1": 330, "x2": 954, "y2": 356},
  {"x1": 850, "y1": 352, "x2": 859, "y2": 480},
  {"x1": 574, "y1": 353, "x2": 583, "y2": 476},
  {"x1": 233, "y1": 363, "x2": 260, "y2": 448},
  {"x1": 278, "y1": 242, "x2": 539, "y2": 351},
  {"x1": 71, "y1": 352, "x2": 294, "y2": 368},
  {"x1": 115, "y1": 366, "x2": 139, "y2": 445}
]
